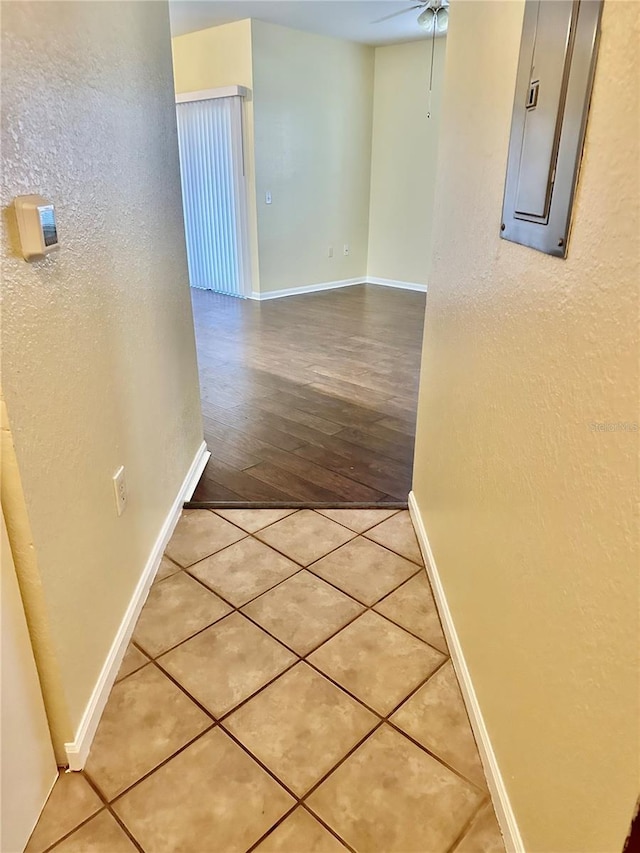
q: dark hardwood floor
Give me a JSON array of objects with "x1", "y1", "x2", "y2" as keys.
[{"x1": 189, "y1": 284, "x2": 426, "y2": 505}]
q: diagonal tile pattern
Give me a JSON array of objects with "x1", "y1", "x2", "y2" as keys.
[
  {"x1": 308, "y1": 610, "x2": 445, "y2": 715},
  {"x1": 25, "y1": 771, "x2": 102, "y2": 853},
  {"x1": 164, "y1": 509, "x2": 246, "y2": 567},
  {"x1": 364, "y1": 510, "x2": 423, "y2": 563},
  {"x1": 48, "y1": 811, "x2": 137, "y2": 853},
  {"x1": 153, "y1": 554, "x2": 181, "y2": 583},
  {"x1": 374, "y1": 571, "x2": 449, "y2": 650},
  {"x1": 454, "y1": 802, "x2": 506, "y2": 852},
  {"x1": 29, "y1": 509, "x2": 505, "y2": 853},
  {"x1": 391, "y1": 659, "x2": 488, "y2": 789},
  {"x1": 254, "y1": 509, "x2": 355, "y2": 565},
  {"x1": 132, "y1": 570, "x2": 232, "y2": 657},
  {"x1": 84, "y1": 665, "x2": 210, "y2": 800},
  {"x1": 225, "y1": 663, "x2": 378, "y2": 795},
  {"x1": 306, "y1": 725, "x2": 484, "y2": 853},
  {"x1": 213, "y1": 508, "x2": 297, "y2": 532},
  {"x1": 242, "y1": 570, "x2": 364, "y2": 654},
  {"x1": 253, "y1": 807, "x2": 348, "y2": 852},
  {"x1": 316, "y1": 508, "x2": 399, "y2": 533},
  {"x1": 309, "y1": 536, "x2": 419, "y2": 605},
  {"x1": 113, "y1": 729, "x2": 295, "y2": 852},
  {"x1": 188, "y1": 536, "x2": 300, "y2": 606},
  {"x1": 158, "y1": 612, "x2": 296, "y2": 718},
  {"x1": 115, "y1": 643, "x2": 149, "y2": 682}
]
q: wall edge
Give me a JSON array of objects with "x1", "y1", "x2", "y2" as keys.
[
  {"x1": 64, "y1": 442, "x2": 210, "y2": 770},
  {"x1": 408, "y1": 490, "x2": 525, "y2": 853}
]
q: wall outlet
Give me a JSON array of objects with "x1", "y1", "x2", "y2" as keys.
[
  {"x1": 343, "y1": 244, "x2": 350, "y2": 256},
  {"x1": 328, "y1": 246, "x2": 333, "y2": 258},
  {"x1": 265, "y1": 190, "x2": 272, "y2": 204},
  {"x1": 112, "y1": 466, "x2": 127, "y2": 516}
]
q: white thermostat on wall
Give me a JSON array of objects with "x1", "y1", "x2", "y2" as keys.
[{"x1": 14, "y1": 195, "x2": 59, "y2": 260}]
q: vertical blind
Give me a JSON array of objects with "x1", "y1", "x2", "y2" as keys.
[{"x1": 176, "y1": 96, "x2": 247, "y2": 296}]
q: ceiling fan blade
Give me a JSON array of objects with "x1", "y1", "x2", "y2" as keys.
[{"x1": 371, "y1": 5, "x2": 424, "y2": 24}]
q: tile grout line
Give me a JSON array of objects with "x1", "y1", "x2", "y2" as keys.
[
  {"x1": 206, "y1": 508, "x2": 300, "y2": 535},
  {"x1": 184, "y1": 554, "x2": 425, "y2": 656},
  {"x1": 222, "y1": 651, "x2": 483, "y2": 801},
  {"x1": 138, "y1": 517, "x2": 431, "y2": 663},
  {"x1": 35, "y1": 805, "x2": 109, "y2": 853},
  {"x1": 197, "y1": 506, "x2": 420, "y2": 571},
  {"x1": 158, "y1": 648, "x2": 301, "y2": 727},
  {"x1": 166, "y1": 508, "x2": 421, "y2": 596},
  {"x1": 224, "y1": 717, "x2": 387, "y2": 852},
  {"x1": 97, "y1": 670, "x2": 483, "y2": 847},
  {"x1": 121, "y1": 535, "x2": 452, "y2": 752},
  {"x1": 136, "y1": 560, "x2": 441, "y2": 687},
  {"x1": 104, "y1": 809, "x2": 145, "y2": 853},
  {"x1": 112, "y1": 635, "x2": 481, "y2": 818},
  {"x1": 298, "y1": 803, "x2": 358, "y2": 853},
  {"x1": 445, "y1": 800, "x2": 490, "y2": 853},
  {"x1": 103, "y1": 723, "x2": 217, "y2": 810},
  {"x1": 296, "y1": 656, "x2": 493, "y2": 794},
  {"x1": 78, "y1": 511, "x2": 488, "y2": 850},
  {"x1": 147, "y1": 658, "x2": 220, "y2": 723},
  {"x1": 192, "y1": 557, "x2": 443, "y2": 662},
  {"x1": 384, "y1": 718, "x2": 492, "y2": 797},
  {"x1": 241, "y1": 802, "x2": 300, "y2": 853},
  {"x1": 217, "y1": 723, "x2": 303, "y2": 802},
  {"x1": 97, "y1": 787, "x2": 147, "y2": 853},
  {"x1": 209, "y1": 507, "x2": 403, "y2": 537},
  {"x1": 155, "y1": 514, "x2": 437, "y2": 648}
]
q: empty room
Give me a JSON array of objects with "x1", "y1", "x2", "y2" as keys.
[{"x1": 169, "y1": 3, "x2": 447, "y2": 505}]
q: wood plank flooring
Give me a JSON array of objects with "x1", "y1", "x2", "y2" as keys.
[{"x1": 190, "y1": 284, "x2": 426, "y2": 505}]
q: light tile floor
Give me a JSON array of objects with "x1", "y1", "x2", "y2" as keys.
[{"x1": 28, "y1": 509, "x2": 505, "y2": 853}]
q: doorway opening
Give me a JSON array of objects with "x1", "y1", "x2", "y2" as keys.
[
  {"x1": 175, "y1": 88, "x2": 252, "y2": 298},
  {"x1": 170, "y1": 12, "x2": 447, "y2": 509}
]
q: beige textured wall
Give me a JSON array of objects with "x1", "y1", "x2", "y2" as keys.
[
  {"x1": 412, "y1": 2, "x2": 640, "y2": 851},
  {"x1": 171, "y1": 19, "x2": 261, "y2": 292},
  {"x1": 1, "y1": 1, "x2": 203, "y2": 750},
  {"x1": 251, "y1": 21, "x2": 374, "y2": 293},
  {"x1": 367, "y1": 39, "x2": 446, "y2": 285}
]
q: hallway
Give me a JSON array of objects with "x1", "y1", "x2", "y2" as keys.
[
  {"x1": 190, "y1": 285, "x2": 425, "y2": 505},
  {"x1": 27, "y1": 509, "x2": 504, "y2": 853}
]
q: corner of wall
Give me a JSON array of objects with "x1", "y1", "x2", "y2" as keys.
[{"x1": 366, "y1": 39, "x2": 446, "y2": 286}]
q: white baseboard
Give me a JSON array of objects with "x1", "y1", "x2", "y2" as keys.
[
  {"x1": 366, "y1": 277, "x2": 428, "y2": 293},
  {"x1": 249, "y1": 277, "x2": 427, "y2": 300},
  {"x1": 64, "y1": 442, "x2": 210, "y2": 770},
  {"x1": 408, "y1": 491, "x2": 524, "y2": 853},
  {"x1": 250, "y1": 277, "x2": 366, "y2": 301}
]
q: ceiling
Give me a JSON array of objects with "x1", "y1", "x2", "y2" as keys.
[{"x1": 169, "y1": 1, "x2": 439, "y2": 46}]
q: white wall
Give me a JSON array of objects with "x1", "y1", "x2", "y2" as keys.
[
  {"x1": 367, "y1": 39, "x2": 446, "y2": 287},
  {"x1": 251, "y1": 21, "x2": 375, "y2": 294},
  {"x1": 1, "y1": 1, "x2": 203, "y2": 755},
  {"x1": 412, "y1": 1, "x2": 640, "y2": 850}
]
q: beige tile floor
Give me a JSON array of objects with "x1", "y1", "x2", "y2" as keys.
[{"x1": 27, "y1": 509, "x2": 505, "y2": 853}]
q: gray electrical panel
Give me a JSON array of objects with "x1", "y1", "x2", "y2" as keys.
[{"x1": 501, "y1": 0, "x2": 603, "y2": 257}]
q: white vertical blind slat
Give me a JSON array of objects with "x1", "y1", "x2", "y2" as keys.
[{"x1": 176, "y1": 97, "x2": 243, "y2": 296}]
